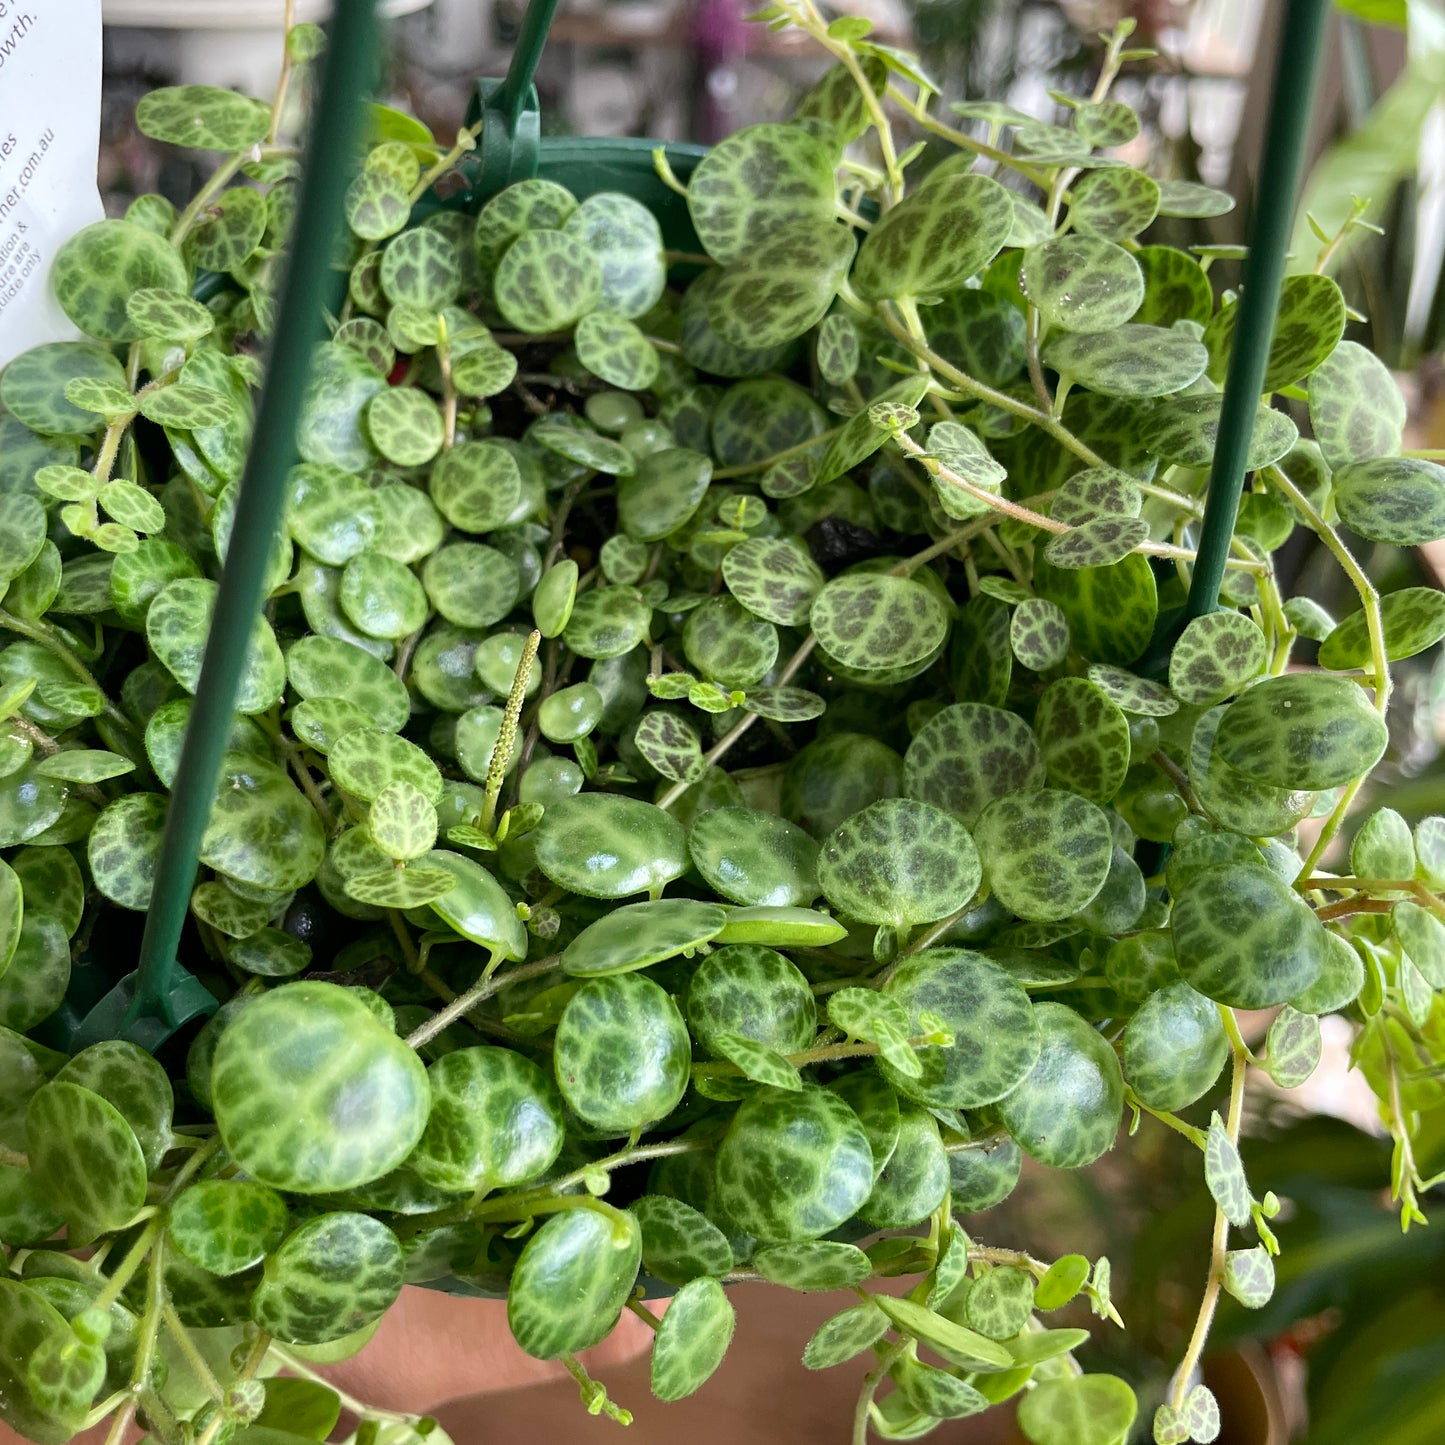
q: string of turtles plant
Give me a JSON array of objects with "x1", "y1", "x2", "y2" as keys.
[{"x1": 3, "y1": 6, "x2": 1445, "y2": 1443}]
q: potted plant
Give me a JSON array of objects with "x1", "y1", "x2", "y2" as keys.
[{"x1": 2, "y1": 6, "x2": 1444, "y2": 1444}]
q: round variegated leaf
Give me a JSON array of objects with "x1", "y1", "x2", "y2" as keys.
[
  {"x1": 708, "y1": 220, "x2": 856, "y2": 348},
  {"x1": 200, "y1": 755, "x2": 327, "y2": 893},
  {"x1": 126, "y1": 287, "x2": 215, "y2": 342},
  {"x1": 1133, "y1": 245, "x2": 1214, "y2": 327},
  {"x1": 1020, "y1": 237, "x2": 1144, "y2": 334},
  {"x1": 649, "y1": 1276, "x2": 735, "y2": 1401},
  {"x1": 1009, "y1": 597, "x2": 1071, "y2": 671},
  {"x1": 286, "y1": 634, "x2": 410, "y2": 732},
  {"x1": 1213, "y1": 673, "x2": 1388, "y2": 790},
  {"x1": 996, "y1": 1002, "x2": 1123, "y2": 1168},
  {"x1": 561, "y1": 898, "x2": 727, "y2": 977},
  {"x1": 818, "y1": 798, "x2": 980, "y2": 928},
  {"x1": 1264, "y1": 1004, "x2": 1322, "y2": 1089},
  {"x1": 563, "y1": 586, "x2": 651, "y2": 660},
  {"x1": 720, "y1": 536, "x2": 825, "y2": 627},
  {"x1": 252, "y1": 1212, "x2": 404, "y2": 1345},
  {"x1": 229, "y1": 928, "x2": 311, "y2": 978},
  {"x1": 903, "y1": 705, "x2": 1040, "y2": 833},
  {"x1": 366, "y1": 387, "x2": 444, "y2": 467},
  {"x1": 554, "y1": 973, "x2": 691, "y2": 1131},
  {"x1": 52, "y1": 220, "x2": 189, "y2": 342},
  {"x1": 185, "y1": 186, "x2": 266, "y2": 272},
  {"x1": 493, "y1": 229, "x2": 602, "y2": 334},
  {"x1": 687, "y1": 123, "x2": 837, "y2": 265},
  {"x1": 472, "y1": 179, "x2": 576, "y2": 273},
  {"x1": 688, "y1": 806, "x2": 821, "y2": 908},
  {"x1": 168, "y1": 1179, "x2": 289, "y2": 1276},
  {"x1": 1172, "y1": 863, "x2": 1326, "y2": 1007},
  {"x1": 714, "y1": 1084, "x2": 873, "y2": 1243},
  {"x1": 330, "y1": 727, "x2": 442, "y2": 803},
  {"x1": 1168, "y1": 610, "x2": 1267, "y2": 706},
  {"x1": 803, "y1": 1301, "x2": 890, "y2": 1370},
  {"x1": 687, "y1": 944, "x2": 817, "y2": 1057},
  {"x1": 345, "y1": 170, "x2": 410, "y2": 241},
  {"x1": 96, "y1": 480, "x2": 165, "y2": 534},
  {"x1": 1204, "y1": 274, "x2": 1345, "y2": 392},
  {"x1": 52, "y1": 1040, "x2": 173, "y2": 1175},
  {"x1": 87, "y1": 793, "x2": 166, "y2": 910},
  {"x1": 533, "y1": 792, "x2": 687, "y2": 898},
  {"x1": 1188, "y1": 705, "x2": 1314, "y2": 838},
  {"x1": 421, "y1": 543, "x2": 520, "y2": 630},
  {"x1": 853, "y1": 172, "x2": 1012, "y2": 300},
  {"x1": 367, "y1": 781, "x2": 438, "y2": 862},
  {"x1": 428, "y1": 440, "x2": 522, "y2": 534},
  {"x1": 1067, "y1": 167, "x2": 1159, "y2": 241},
  {"x1": 379, "y1": 227, "x2": 461, "y2": 310},
  {"x1": 562, "y1": 192, "x2": 666, "y2": 318},
  {"x1": 1307, "y1": 340, "x2": 1406, "y2": 468},
  {"x1": 1139, "y1": 395, "x2": 1298, "y2": 470},
  {"x1": 135, "y1": 83, "x2": 270, "y2": 148},
  {"x1": 1042, "y1": 324, "x2": 1207, "y2": 398},
  {"x1": 507, "y1": 1206, "x2": 641, "y2": 1360},
  {"x1": 1050, "y1": 467, "x2": 1143, "y2": 526},
  {"x1": 754, "y1": 1240, "x2": 872, "y2": 1292},
  {"x1": 26, "y1": 1081, "x2": 147, "y2": 1239},
  {"x1": 810, "y1": 572, "x2": 949, "y2": 673},
  {"x1": 1331, "y1": 457, "x2": 1445, "y2": 546},
  {"x1": 212, "y1": 981, "x2": 430, "y2": 1193},
  {"x1": 1032, "y1": 677, "x2": 1129, "y2": 804},
  {"x1": 1123, "y1": 981, "x2": 1228, "y2": 1111},
  {"x1": 1044, "y1": 516, "x2": 1149, "y2": 570},
  {"x1": 974, "y1": 788, "x2": 1113, "y2": 922},
  {"x1": 632, "y1": 1195, "x2": 734, "y2": 1286},
  {"x1": 408, "y1": 1046, "x2": 564, "y2": 1192},
  {"x1": 881, "y1": 949, "x2": 1039, "y2": 1108},
  {"x1": 450, "y1": 341, "x2": 518, "y2": 397},
  {"x1": 575, "y1": 311, "x2": 660, "y2": 390},
  {"x1": 683, "y1": 596, "x2": 777, "y2": 688},
  {"x1": 1318, "y1": 587, "x2": 1445, "y2": 670},
  {"x1": 0, "y1": 342, "x2": 127, "y2": 436},
  {"x1": 147, "y1": 578, "x2": 284, "y2": 713}
]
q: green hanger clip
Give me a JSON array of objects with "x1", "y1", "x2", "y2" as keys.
[{"x1": 469, "y1": 0, "x2": 557, "y2": 196}]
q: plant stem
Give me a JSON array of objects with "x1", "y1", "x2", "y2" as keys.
[
  {"x1": 162, "y1": 1304, "x2": 226, "y2": 1402},
  {"x1": 0, "y1": 1143, "x2": 27, "y2": 1170},
  {"x1": 404, "y1": 954, "x2": 561, "y2": 1049},
  {"x1": 1125, "y1": 1090, "x2": 1207, "y2": 1149},
  {"x1": 691, "y1": 1032, "x2": 941, "y2": 1080},
  {"x1": 853, "y1": 1339, "x2": 907, "y2": 1445},
  {"x1": 654, "y1": 635, "x2": 819, "y2": 810},
  {"x1": 891, "y1": 433, "x2": 1265, "y2": 572},
  {"x1": 710, "y1": 425, "x2": 844, "y2": 479},
  {"x1": 0, "y1": 609, "x2": 136, "y2": 741},
  {"x1": 1168, "y1": 1008, "x2": 1248, "y2": 1411},
  {"x1": 271, "y1": 1346, "x2": 422, "y2": 1428},
  {"x1": 95, "y1": 1216, "x2": 163, "y2": 1312}
]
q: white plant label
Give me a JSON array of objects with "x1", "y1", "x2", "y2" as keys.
[{"x1": 0, "y1": 0, "x2": 105, "y2": 367}]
